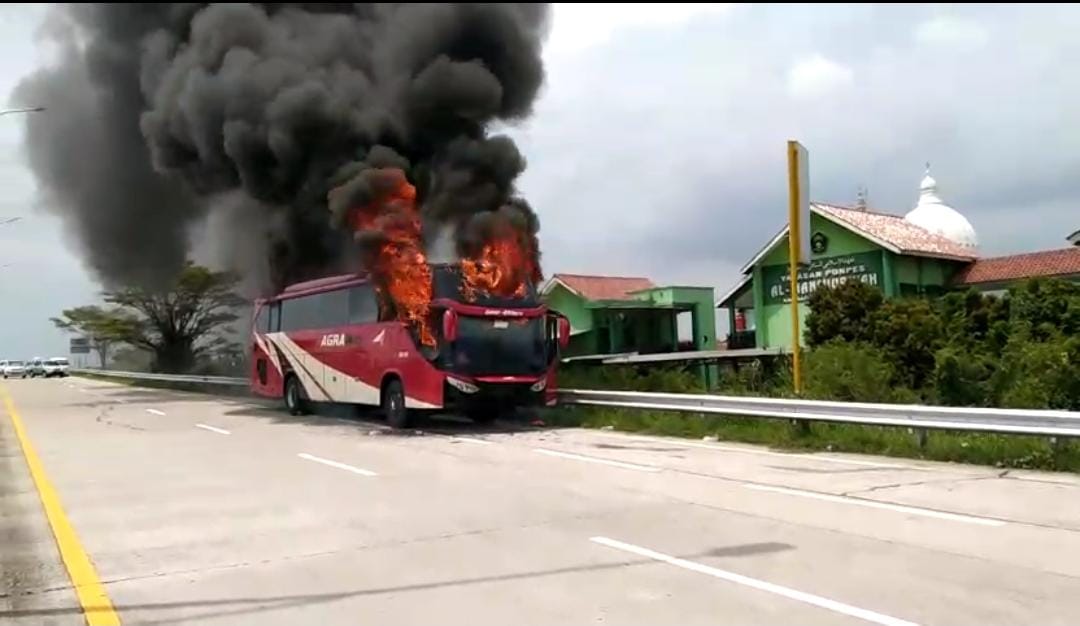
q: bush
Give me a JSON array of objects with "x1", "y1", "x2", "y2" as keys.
[
  {"x1": 802, "y1": 342, "x2": 900, "y2": 403},
  {"x1": 558, "y1": 364, "x2": 705, "y2": 393},
  {"x1": 932, "y1": 346, "x2": 995, "y2": 406},
  {"x1": 994, "y1": 335, "x2": 1080, "y2": 410},
  {"x1": 870, "y1": 298, "x2": 944, "y2": 389},
  {"x1": 805, "y1": 280, "x2": 884, "y2": 347}
]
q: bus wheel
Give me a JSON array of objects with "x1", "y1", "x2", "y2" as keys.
[
  {"x1": 382, "y1": 379, "x2": 410, "y2": 429},
  {"x1": 284, "y1": 375, "x2": 309, "y2": 416}
]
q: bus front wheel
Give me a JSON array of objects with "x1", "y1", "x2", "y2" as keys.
[
  {"x1": 382, "y1": 378, "x2": 411, "y2": 429},
  {"x1": 284, "y1": 375, "x2": 309, "y2": 416}
]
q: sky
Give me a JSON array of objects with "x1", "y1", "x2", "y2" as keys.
[{"x1": 1, "y1": 3, "x2": 1079, "y2": 358}]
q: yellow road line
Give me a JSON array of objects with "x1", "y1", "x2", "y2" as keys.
[{"x1": 2, "y1": 385, "x2": 121, "y2": 626}]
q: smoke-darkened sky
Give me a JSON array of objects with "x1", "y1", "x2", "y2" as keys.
[{"x1": 2, "y1": 3, "x2": 1079, "y2": 357}]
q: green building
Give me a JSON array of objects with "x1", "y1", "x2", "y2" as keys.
[
  {"x1": 719, "y1": 169, "x2": 1080, "y2": 350},
  {"x1": 541, "y1": 274, "x2": 716, "y2": 357}
]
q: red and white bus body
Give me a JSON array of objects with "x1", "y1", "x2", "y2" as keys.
[{"x1": 250, "y1": 271, "x2": 566, "y2": 415}]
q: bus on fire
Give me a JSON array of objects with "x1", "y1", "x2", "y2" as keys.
[{"x1": 250, "y1": 264, "x2": 569, "y2": 427}]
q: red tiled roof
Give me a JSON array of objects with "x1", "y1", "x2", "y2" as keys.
[
  {"x1": 550, "y1": 273, "x2": 656, "y2": 301},
  {"x1": 814, "y1": 203, "x2": 977, "y2": 260},
  {"x1": 953, "y1": 248, "x2": 1080, "y2": 285}
]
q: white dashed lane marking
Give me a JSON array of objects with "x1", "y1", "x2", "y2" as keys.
[
  {"x1": 195, "y1": 424, "x2": 231, "y2": 435},
  {"x1": 297, "y1": 453, "x2": 377, "y2": 477},
  {"x1": 590, "y1": 536, "x2": 920, "y2": 626}
]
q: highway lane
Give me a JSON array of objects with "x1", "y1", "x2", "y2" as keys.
[{"x1": 3, "y1": 377, "x2": 1080, "y2": 625}]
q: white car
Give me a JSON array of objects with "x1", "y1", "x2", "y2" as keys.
[
  {"x1": 1, "y1": 360, "x2": 28, "y2": 378},
  {"x1": 42, "y1": 357, "x2": 70, "y2": 378}
]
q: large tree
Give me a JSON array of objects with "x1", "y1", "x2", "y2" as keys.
[
  {"x1": 103, "y1": 263, "x2": 246, "y2": 373},
  {"x1": 50, "y1": 305, "x2": 136, "y2": 367}
]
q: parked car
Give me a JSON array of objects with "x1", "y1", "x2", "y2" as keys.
[
  {"x1": 42, "y1": 357, "x2": 70, "y2": 378},
  {"x1": 1, "y1": 360, "x2": 28, "y2": 378},
  {"x1": 26, "y1": 357, "x2": 45, "y2": 378}
]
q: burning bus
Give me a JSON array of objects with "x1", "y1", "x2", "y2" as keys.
[
  {"x1": 250, "y1": 265, "x2": 568, "y2": 427},
  {"x1": 251, "y1": 167, "x2": 567, "y2": 427}
]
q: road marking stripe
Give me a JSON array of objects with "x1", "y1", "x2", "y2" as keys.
[
  {"x1": 1, "y1": 387, "x2": 121, "y2": 626},
  {"x1": 590, "y1": 536, "x2": 919, "y2": 626},
  {"x1": 745, "y1": 484, "x2": 1005, "y2": 526},
  {"x1": 145, "y1": 409, "x2": 165, "y2": 416},
  {"x1": 533, "y1": 448, "x2": 661, "y2": 472},
  {"x1": 297, "y1": 453, "x2": 377, "y2": 476},
  {"x1": 451, "y1": 436, "x2": 494, "y2": 446},
  {"x1": 195, "y1": 424, "x2": 230, "y2": 435},
  {"x1": 607, "y1": 433, "x2": 912, "y2": 469}
]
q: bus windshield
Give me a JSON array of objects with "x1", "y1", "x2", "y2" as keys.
[{"x1": 447, "y1": 315, "x2": 547, "y2": 376}]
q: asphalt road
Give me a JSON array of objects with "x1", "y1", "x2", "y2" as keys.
[{"x1": 3, "y1": 377, "x2": 1080, "y2": 625}]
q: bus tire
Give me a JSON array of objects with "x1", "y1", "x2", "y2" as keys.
[
  {"x1": 382, "y1": 378, "x2": 410, "y2": 429},
  {"x1": 284, "y1": 375, "x2": 309, "y2": 416}
]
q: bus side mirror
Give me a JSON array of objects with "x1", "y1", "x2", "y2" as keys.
[
  {"x1": 557, "y1": 317, "x2": 570, "y2": 349},
  {"x1": 443, "y1": 309, "x2": 458, "y2": 343}
]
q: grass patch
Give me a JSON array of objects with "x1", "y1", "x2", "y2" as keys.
[{"x1": 546, "y1": 406, "x2": 1080, "y2": 473}]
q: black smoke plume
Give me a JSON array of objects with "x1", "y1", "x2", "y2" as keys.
[{"x1": 14, "y1": 4, "x2": 549, "y2": 292}]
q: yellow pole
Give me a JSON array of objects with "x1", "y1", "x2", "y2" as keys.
[{"x1": 786, "y1": 141, "x2": 803, "y2": 395}]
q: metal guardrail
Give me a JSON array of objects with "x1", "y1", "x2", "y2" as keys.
[
  {"x1": 559, "y1": 389, "x2": 1080, "y2": 437},
  {"x1": 72, "y1": 369, "x2": 246, "y2": 387},
  {"x1": 73, "y1": 369, "x2": 1080, "y2": 437}
]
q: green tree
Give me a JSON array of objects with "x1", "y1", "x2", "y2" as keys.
[
  {"x1": 50, "y1": 305, "x2": 137, "y2": 368},
  {"x1": 937, "y1": 289, "x2": 1010, "y2": 354},
  {"x1": 1008, "y1": 278, "x2": 1080, "y2": 341},
  {"x1": 102, "y1": 263, "x2": 245, "y2": 373},
  {"x1": 870, "y1": 298, "x2": 944, "y2": 389},
  {"x1": 804, "y1": 279, "x2": 884, "y2": 347}
]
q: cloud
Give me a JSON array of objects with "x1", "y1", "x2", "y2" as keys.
[
  {"x1": 787, "y1": 54, "x2": 854, "y2": 99},
  {"x1": 544, "y1": 3, "x2": 735, "y2": 59},
  {"x1": 915, "y1": 16, "x2": 989, "y2": 49},
  {"x1": 508, "y1": 2, "x2": 1080, "y2": 309}
]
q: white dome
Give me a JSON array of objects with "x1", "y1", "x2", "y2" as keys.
[{"x1": 903, "y1": 166, "x2": 978, "y2": 248}]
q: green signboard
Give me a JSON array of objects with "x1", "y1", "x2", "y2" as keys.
[{"x1": 763, "y1": 251, "x2": 883, "y2": 305}]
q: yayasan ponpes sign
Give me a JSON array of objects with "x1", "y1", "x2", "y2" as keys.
[{"x1": 762, "y1": 251, "x2": 883, "y2": 305}]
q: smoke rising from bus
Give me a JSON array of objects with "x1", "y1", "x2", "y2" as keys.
[{"x1": 13, "y1": 4, "x2": 548, "y2": 296}]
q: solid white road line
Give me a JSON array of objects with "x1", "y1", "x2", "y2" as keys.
[
  {"x1": 146, "y1": 409, "x2": 166, "y2": 416},
  {"x1": 745, "y1": 484, "x2": 1005, "y2": 527},
  {"x1": 195, "y1": 424, "x2": 231, "y2": 435},
  {"x1": 605, "y1": 433, "x2": 913, "y2": 469},
  {"x1": 297, "y1": 453, "x2": 377, "y2": 477},
  {"x1": 533, "y1": 448, "x2": 661, "y2": 473},
  {"x1": 451, "y1": 436, "x2": 494, "y2": 446},
  {"x1": 590, "y1": 536, "x2": 920, "y2": 626}
]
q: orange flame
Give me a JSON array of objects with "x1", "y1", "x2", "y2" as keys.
[
  {"x1": 460, "y1": 229, "x2": 539, "y2": 301},
  {"x1": 345, "y1": 169, "x2": 434, "y2": 346}
]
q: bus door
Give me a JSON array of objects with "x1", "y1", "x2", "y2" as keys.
[{"x1": 252, "y1": 301, "x2": 284, "y2": 397}]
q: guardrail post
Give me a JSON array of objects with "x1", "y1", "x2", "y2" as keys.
[
  {"x1": 916, "y1": 428, "x2": 929, "y2": 449},
  {"x1": 791, "y1": 419, "x2": 811, "y2": 437}
]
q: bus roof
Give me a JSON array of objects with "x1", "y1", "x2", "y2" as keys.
[{"x1": 276, "y1": 273, "x2": 370, "y2": 298}]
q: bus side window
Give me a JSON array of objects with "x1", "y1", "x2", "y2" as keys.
[
  {"x1": 320, "y1": 290, "x2": 349, "y2": 328},
  {"x1": 268, "y1": 302, "x2": 281, "y2": 332},
  {"x1": 280, "y1": 297, "x2": 303, "y2": 332},
  {"x1": 348, "y1": 285, "x2": 378, "y2": 324}
]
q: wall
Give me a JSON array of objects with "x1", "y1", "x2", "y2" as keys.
[
  {"x1": 543, "y1": 283, "x2": 596, "y2": 356},
  {"x1": 634, "y1": 286, "x2": 717, "y2": 349},
  {"x1": 754, "y1": 212, "x2": 884, "y2": 348},
  {"x1": 893, "y1": 255, "x2": 964, "y2": 295},
  {"x1": 544, "y1": 283, "x2": 592, "y2": 333}
]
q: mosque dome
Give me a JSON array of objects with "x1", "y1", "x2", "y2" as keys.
[{"x1": 903, "y1": 165, "x2": 978, "y2": 248}]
